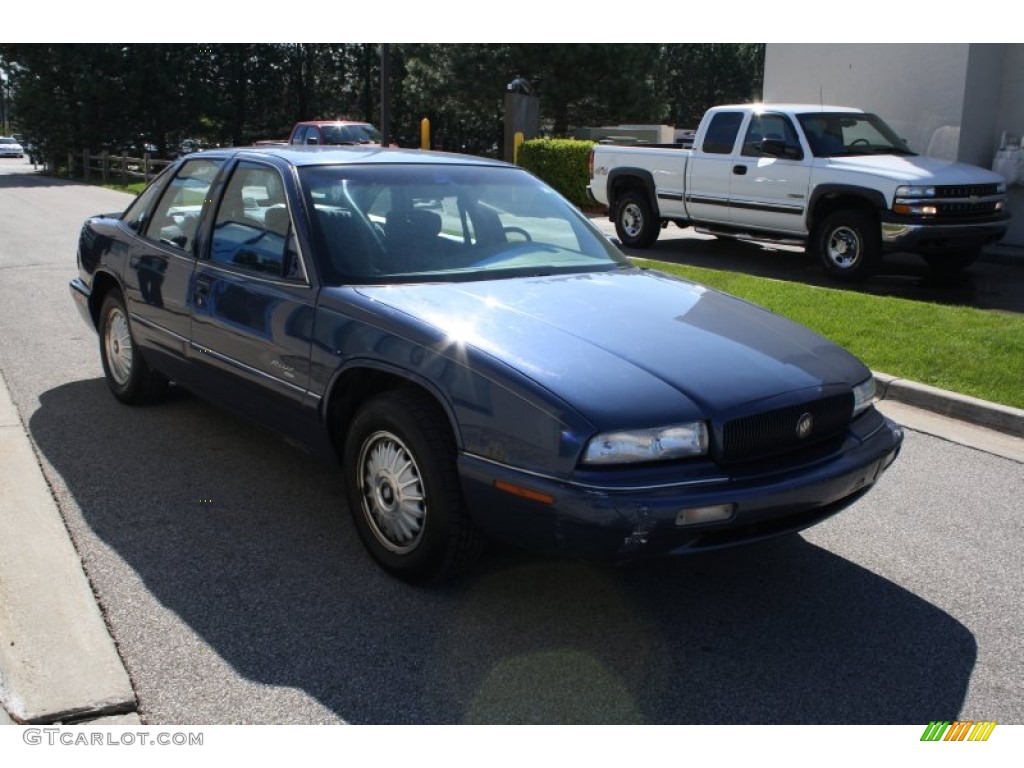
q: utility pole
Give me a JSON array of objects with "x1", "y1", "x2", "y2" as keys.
[{"x1": 380, "y1": 44, "x2": 391, "y2": 147}]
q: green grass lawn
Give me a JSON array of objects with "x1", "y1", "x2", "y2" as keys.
[
  {"x1": 634, "y1": 259, "x2": 1024, "y2": 410},
  {"x1": 101, "y1": 180, "x2": 147, "y2": 195}
]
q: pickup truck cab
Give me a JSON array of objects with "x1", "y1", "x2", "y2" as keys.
[
  {"x1": 289, "y1": 120, "x2": 383, "y2": 147},
  {"x1": 588, "y1": 104, "x2": 1011, "y2": 280}
]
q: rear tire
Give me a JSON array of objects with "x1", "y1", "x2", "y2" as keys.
[
  {"x1": 614, "y1": 191, "x2": 660, "y2": 248},
  {"x1": 98, "y1": 290, "x2": 168, "y2": 405},
  {"x1": 812, "y1": 209, "x2": 881, "y2": 282},
  {"x1": 344, "y1": 389, "x2": 483, "y2": 583}
]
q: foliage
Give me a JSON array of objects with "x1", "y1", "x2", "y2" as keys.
[
  {"x1": 660, "y1": 44, "x2": 766, "y2": 128},
  {"x1": 0, "y1": 44, "x2": 765, "y2": 162},
  {"x1": 518, "y1": 138, "x2": 595, "y2": 208}
]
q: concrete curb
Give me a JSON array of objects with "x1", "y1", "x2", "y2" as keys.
[
  {"x1": 0, "y1": 375, "x2": 137, "y2": 725},
  {"x1": 874, "y1": 372, "x2": 1024, "y2": 439}
]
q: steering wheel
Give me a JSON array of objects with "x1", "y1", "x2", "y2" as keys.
[
  {"x1": 503, "y1": 226, "x2": 532, "y2": 242},
  {"x1": 849, "y1": 138, "x2": 870, "y2": 147}
]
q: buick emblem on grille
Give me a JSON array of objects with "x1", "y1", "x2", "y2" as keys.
[{"x1": 796, "y1": 413, "x2": 814, "y2": 439}]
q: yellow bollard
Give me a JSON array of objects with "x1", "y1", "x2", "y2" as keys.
[
  {"x1": 513, "y1": 132, "x2": 524, "y2": 165},
  {"x1": 421, "y1": 118, "x2": 430, "y2": 151}
]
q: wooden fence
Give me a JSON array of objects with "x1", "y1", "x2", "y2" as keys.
[{"x1": 65, "y1": 149, "x2": 174, "y2": 185}]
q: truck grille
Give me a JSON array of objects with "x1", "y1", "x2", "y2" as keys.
[
  {"x1": 719, "y1": 393, "x2": 854, "y2": 464},
  {"x1": 935, "y1": 200, "x2": 1002, "y2": 217},
  {"x1": 934, "y1": 184, "x2": 1001, "y2": 198}
]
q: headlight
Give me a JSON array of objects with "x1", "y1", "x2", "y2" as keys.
[
  {"x1": 582, "y1": 422, "x2": 709, "y2": 465},
  {"x1": 895, "y1": 185, "x2": 936, "y2": 198},
  {"x1": 996, "y1": 182, "x2": 1007, "y2": 195},
  {"x1": 852, "y1": 377, "x2": 876, "y2": 417}
]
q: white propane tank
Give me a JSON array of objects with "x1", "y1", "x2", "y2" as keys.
[{"x1": 993, "y1": 134, "x2": 1020, "y2": 185}]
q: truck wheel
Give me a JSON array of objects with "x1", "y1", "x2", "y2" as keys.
[
  {"x1": 614, "y1": 191, "x2": 660, "y2": 248},
  {"x1": 922, "y1": 251, "x2": 979, "y2": 276},
  {"x1": 813, "y1": 210, "x2": 881, "y2": 282}
]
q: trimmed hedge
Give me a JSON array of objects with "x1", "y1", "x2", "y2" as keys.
[{"x1": 517, "y1": 138, "x2": 596, "y2": 208}]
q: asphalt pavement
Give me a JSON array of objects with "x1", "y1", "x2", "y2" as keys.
[{"x1": 1, "y1": 158, "x2": 1023, "y2": 725}]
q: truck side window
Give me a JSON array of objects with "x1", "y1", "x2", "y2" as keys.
[
  {"x1": 741, "y1": 114, "x2": 802, "y2": 158},
  {"x1": 701, "y1": 112, "x2": 744, "y2": 154}
]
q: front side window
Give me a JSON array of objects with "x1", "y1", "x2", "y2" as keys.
[
  {"x1": 741, "y1": 113, "x2": 803, "y2": 158},
  {"x1": 210, "y1": 161, "x2": 304, "y2": 280},
  {"x1": 701, "y1": 112, "x2": 744, "y2": 155},
  {"x1": 142, "y1": 158, "x2": 222, "y2": 251},
  {"x1": 300, "y1": 164, "x2": 626, "y2": 285}
]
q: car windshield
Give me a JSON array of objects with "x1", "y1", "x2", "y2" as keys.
[
  {"x1": 797, "y1": 112, "x2": 915, "y2": 157},
  {"x1": 0, "y1": 138, "x2": 18, "y2": 145},
  {"x1": 300, "y1": 164, "x2": 627, "y2": 285},
  {"x1": 320, "y1": 124, "x2": 383, "y2": 145}
]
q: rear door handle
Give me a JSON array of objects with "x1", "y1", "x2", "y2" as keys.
[
  {"x1": 733, "y1": 165, "x2": 748, "y2": 175},
  {"x1": 193, "y1": 274, "x2": 212, "y2": 308}
]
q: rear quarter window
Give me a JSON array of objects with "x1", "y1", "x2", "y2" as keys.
[{"x1": 701, "y1": 112, "x2": 744, "y2": 155}]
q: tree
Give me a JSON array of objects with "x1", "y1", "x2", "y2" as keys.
[{"x1": 661, "y1": 44, "x2": 766, "y2": 129}]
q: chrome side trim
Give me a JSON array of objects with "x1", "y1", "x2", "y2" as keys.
[
  {"x1": 129, "y1": 312, "x2": 189, "y2": 343},
  {"x1": 188, "y1": 342, "x2": 308, "y2": 396},
  {"x1": 463, "y1": 452, "x2": 728, "y2": 492}
]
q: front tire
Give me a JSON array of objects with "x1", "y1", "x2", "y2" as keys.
[
  {"x1": 813, "y1": 209, "x2": 881, "y2": 282},
  {"x1": 98, "y1": 290, "x2": 168, "y2": 405},
  {"x1": 344, "y1": 389, "x2": 482, "y2": 583},
  {"x1": 614, "y1": 191, "x2": 660, "y2": 248}
]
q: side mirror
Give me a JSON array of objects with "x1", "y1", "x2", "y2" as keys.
[{"x1": 761, "y1": 138, "x2": 803, "y2": 161}]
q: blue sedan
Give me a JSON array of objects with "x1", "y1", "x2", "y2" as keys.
[{"x1": 70, "y1": 146, "x2": 903, "y2": 582}]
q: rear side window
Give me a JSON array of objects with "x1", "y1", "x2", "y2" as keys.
[
  {"x1": 121, "y1": 165, "x2": 174, "y2": 233},
  {"x1": 701, "y1": 112, "x2": 744, "y2": 155},
  {"x1": 142, "y1": 158, "x2": 222, "y2": 252}
]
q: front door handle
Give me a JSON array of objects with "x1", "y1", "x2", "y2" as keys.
[{"x1": 733, "y1": 165, "x2": 748, "y2": 175}]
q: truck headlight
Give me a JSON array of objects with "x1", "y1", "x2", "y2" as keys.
[
  {"x1": 895, "y1": 185, "x2": 936, "y2": 198},
  {"x1": 852, "y1": 377, "x2": 876, "y2": 417},
  {"x1": 582, "y1": 422, "x2": 709, "y2": 465}
]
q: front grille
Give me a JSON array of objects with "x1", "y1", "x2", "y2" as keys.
[
  {"x1": 934, "y1": 184, "x2": 1001, "y2": 198},
  {"x1": 720, "y1": 393, "x2": 853, "y2": 464},
  {"x1": 935, "y1": 200, "x2": 1001, "y2": 218}
]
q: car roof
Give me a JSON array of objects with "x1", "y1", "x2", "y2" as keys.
[
  {"x1": 295, "y1": 120, "x2": 375, "y2": 127},
  {"x1": 192, "y1": 145, "x2": 513, "y2": 169}
]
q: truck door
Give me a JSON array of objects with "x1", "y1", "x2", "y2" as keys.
[
  {"x1": 685, "y1": 111, "x2": 745, "y2": 225},
  {"x1": 727, "y1": 112, "x2": 811, "y2": 235}
]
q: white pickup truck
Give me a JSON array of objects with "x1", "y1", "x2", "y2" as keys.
[{"x1": 588, "y1": 104, "x2": 1011, "y2": 281}]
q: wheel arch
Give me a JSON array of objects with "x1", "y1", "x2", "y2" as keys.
[
  {"x1": 807, "y1": 185, "x2": 886, "y2": 232},
  {"x1": 87, "y1": 270, "x2": 126, "y2": 329},
  {"x1": 608, "y1": 168, "x2": 659, "y2": 216},
  {"x1": 323, "y1": 361, "x2": 462, "y2": 460}
]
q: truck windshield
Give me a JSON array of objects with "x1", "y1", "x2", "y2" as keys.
[
  {"x1": 797, "y1": 112, "x2": 915, "y2": 158},
  {"x1": 300, "y1": 163, "x2": 627, "y2": 285}
]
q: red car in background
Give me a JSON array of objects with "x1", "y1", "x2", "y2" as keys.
[{"x1": 289, "y1": 120, "x2": 383, "y2": 146}]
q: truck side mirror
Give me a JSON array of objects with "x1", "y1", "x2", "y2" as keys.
[{"x1": 761, "y1": 138, "x2": 803, "y2": 161}]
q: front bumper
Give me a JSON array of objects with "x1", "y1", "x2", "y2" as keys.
[
  {"x1": 880, "y1": 213, "x2": 1009, "y2": 253},
  {"x1": 459, "y1": 411, "x2": 903, "y2": 563}
]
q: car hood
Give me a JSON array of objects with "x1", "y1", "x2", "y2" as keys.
[
  {"x1": 353, "y1": 269, "x2": 869, "y2": 430},
  {"x1": 823, "y1": 154, "x2": 1007, "y2": 186}
]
